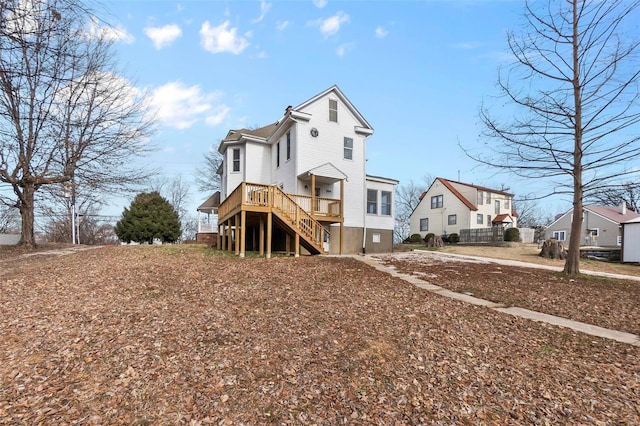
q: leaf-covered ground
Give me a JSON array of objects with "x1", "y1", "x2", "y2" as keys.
[
  {"x1": 1, "y1": 245, "x2": 638, "y2": 424},
  {"x1": 372, "y1": 251, "x2": 640, "y2": 336}
]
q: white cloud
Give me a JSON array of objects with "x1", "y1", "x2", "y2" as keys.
[
  {"x1": 252, "y1": 0, "x2": 272, "y2": 23},
  {"x1": 316, "y1": 12, "x2": 349, "y2": 38},
  {"x1": 200, "y1": 21, "x2": 250, "y2": 54},
  {"x1": 313, "y1": 0, "x2": 328, "y2": 8},
  {"x1": 150, "y1": 82, "x2": 227, "y2": 129},
  {"x1": 375, "y1": 26, "x2": 388, "y2": 38},
  {"x1": 336, "y1": 42, "x2": 354, "y2": 57},
  {"x1": 87, "y1": 17, "x2": 135, "y2": 44},
  {"x1": 144, "y1": 24, "x2": 182, "y2": 50},
  {"x1": 276, "y1": 20, "x2": 289, "y2": 31},
  {"x1": 205, "y1": 105, "x2": 231, "y2": 126}
]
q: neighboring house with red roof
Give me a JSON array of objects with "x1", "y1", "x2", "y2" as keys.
[
  {"x1": 409, "y1": 177, "x2": 517, "y2": 238},
  {"x1": 545, "y1": 202, "x2": 640, "y2": 247}
]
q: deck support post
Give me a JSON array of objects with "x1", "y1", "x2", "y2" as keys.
[
  {"x1": 259, "y1": 216, "x2": 265, "y2": 256},
  {"x1": 239, "y1": 210, "x2": 246, "y2": 258},
  {"x1": 295, "y1": 233, "x2": 300, "y2": 257},
  {"x1": 285, "y1": 232, "x2": 291, "y2": 255},
  {"x1": 311, "y1": 174, "x2": 316, "y2": 216},
  {"x1": 266, "y1": 212, "x2": 272, "y2": 259},
  {"x1": 234, "y1": 214, "x2": 240, "y2": 255},
  {"x1": 218, "y1": 224, "x2": 223, "y2": 251},
  {"x1": 340, "y1": 179, "x2": 345, "y2": 255}
]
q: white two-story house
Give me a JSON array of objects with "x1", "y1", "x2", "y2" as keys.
[
  {"x1": 216, "y1": 85, "x2": 398, "y2": 257},
  {"x1": 410, "y1": 177, "x2": 517, "y2": 239}
]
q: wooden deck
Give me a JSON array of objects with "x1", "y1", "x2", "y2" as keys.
[{"x1": 217, "y1": 183, "x2": 344, "y2": 257}]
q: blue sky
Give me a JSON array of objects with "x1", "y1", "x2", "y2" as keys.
[{"x1": 98, "y1": 0, "x2": 574, "y2": 220}]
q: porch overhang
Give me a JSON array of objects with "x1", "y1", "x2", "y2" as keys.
[{"x1": 298, "y1": 162, "x2": 348, "y2": 184}]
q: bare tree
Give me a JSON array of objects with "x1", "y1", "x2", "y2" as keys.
[
  {"x1": 586, "y1": 181, "x2": 640, "y2": 212},
  {"x1": 468, "y1": 0, "x2": 640, "y2": 274},
  {"x1": 194, "y1": 146, "x2": 223, "y2": 193},
  {"x1": 0, "y1": 0, "x2": 155, "y2": 247},
  {"x1": 394, "y1": 176, "x2": 432, "y2": 243},
  {"x1": 0, "y1": 204, "x2": 20, "y2": 233}
]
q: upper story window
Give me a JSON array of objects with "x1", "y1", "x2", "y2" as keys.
[
  {"x1": 495, "y1": 200, "x2": 500, "y2": 214},
  {"x1": 329, "y1": 99, "x2": 338, "y2": 122},
  {"x1": 286, "y1": 132, "x2": 291, "y2": 161},
  {"x1": 420, "y1": 218, "x2": 429, "y2": 231},
  {"x1": 232, "y1": 148, "x2": 240, "y2": 172},
  {"x1": 477, "y1": 191, "x2": 483, "y2": 205},
  {"x1": 448, "y1": 214, "x2": 457, "y2": 225},
  {"x1": 431, "y1": 195, "x2": 443, "y2": 209},
  {"x1": 381, "y1": 191, "x2": 392, "y2": 215},
  {"x1": 276, "y1": 142, "x2": 280, "y2": 167},
  {"x1": 486, "y1": 192, "x2": 491, "y2": 203},
  {"x1": 504, "y1": 198, "x2": 510, "y2": 210},
  {"x1": 477, "y1": 214, "x2": 483, "y2": 224},
  {"x1": 344, "y1": 137, "x2": 353, "y2": 160},
  {"x1": 366, "y1": 189, "x2": 377, "y2": 214}
]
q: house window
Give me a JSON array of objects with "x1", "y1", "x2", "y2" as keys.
[
  {"x1": 504, "y1": 198, "x2": 510, "y2": 210},
  {"x1": 448, "y1": 214, "x2": 457, "y2": 225},
  {"x1": 477, "y1": 214, "x2": 483, "y2": 224},
  {"x1": 495, "y1": 200, "x2": 500, "y2": 214},
  {"x1": 486, "y1": 192, "x2": 491, "y2": 203},
  {"x1": 553, "y1": 230, "x2": 566, "y2": 241},
  {"x1": 381, "y1": 191, "x2": 392, "y2": 215},
  {"x1": 420, "y1": 218, "x2": 428, "y2": 231},
  {"x1": 477, "y1": 191, "x2": 483, "y2": 205},
  {"x1": 343, "y1": 137, "x2": 353, "y2": 160},
  {"x1": 487, "y1": 215, "x2": 491, "y2": 226},
  {"x1": 329, "y1": 99, "x2": 338, "y2": 122},
  {"x1": 588, "y1": 228, "x2": 599, "y2": 237},
  {"x1": 372, "y1": 232, "x2": 381, "y2": 243},
  {"x1": 366, "y1": 189, "x2": 377, "y2": 214},
  {"x1": 286, "y1": 132, "x2": 291, "y2": 161},
  {"x1": 431, "y1": 195, "x2": 443, "y2": 209},
  {"x1": 232, "y1": 148, "x2": 240, "y2": 172},
  {"x1": 276, "y1": 142, "x2": 280, "y2": 167}
]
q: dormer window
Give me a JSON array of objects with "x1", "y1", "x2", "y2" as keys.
[{"x1": 329, "y1": 99, "x2": 338, "y2": 122}]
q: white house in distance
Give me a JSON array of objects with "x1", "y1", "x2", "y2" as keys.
[
  {"x1": 215, "y1": 85, "x2": 398, "y2": 257},
  {"x1": 545, "y1": 202, "x2": 640, "y2": 247},
  {"x1": 410, "y1": 177, "x2": 517, "y2": 239}
]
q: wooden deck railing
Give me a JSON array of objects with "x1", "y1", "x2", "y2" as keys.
[{"x1": 217, "y1": 183, "x2": 335, "y2": 252}]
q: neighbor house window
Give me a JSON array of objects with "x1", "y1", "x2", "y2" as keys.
[
  {"x1": 477, "y1": 214, "x2": 483, "y2": 224},
  {"x1": 286, "y1": 132, "x2": 291, "y2": 161},
  {"x1": 232, "y1": 148, "x2": 240, "y2": 172},
  {"x1": 372, "y1": 232, "x2": 381, "y2": 243},
  {"x1": 329, "y1": 99, "x2": 338, "y2": 122},
  {"x1": 504, "y1": 198, "x2": 510, "y2": 210},
  {"x1": 487, "y1": 215, "x2": 491, "y2": 226},
  {"x1": 486, "y1": 192, "x2": 491, "y2": 203},
  {"x1": 381, "y1": 191, "x2": 392, "y2": 215},
  {"x1": 276, "y1": 142, "x2": 280, "y2": 167},
  {"x1": 589, "y1": 228, "x2": 599, "y2": 237},
  {"x1": 420, "y1": 218, "x2": 429, "y2": 231},
  {"x1": 495, "y1": 200, "x2": 500, "y2": 214},
  {"x1": 343, "y1": 137, "x2": 353, "y2": 160},
  {"x1": 477, "y1": 191, "x2": 483, "y2": 205},
  {"x1": 553, "y1": 230, "x2": 566, "y2": 241},
  {"x1": 448, "y1": 214, "x2": 457, "y2": 225},
  {"x1": 431, "y1": 195, "x2": 443, "y2": 209},
  {"x1": 367, "y1": 189, "x2": 377, "y2": 214}
]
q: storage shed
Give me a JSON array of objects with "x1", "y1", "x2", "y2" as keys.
[{"x1": 621, "y1": 217, "x2": 640, "y2": 262}]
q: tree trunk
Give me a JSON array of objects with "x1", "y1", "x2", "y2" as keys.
[{"x1": 18, "y1": 185, "x2": 36, "y2": 247}]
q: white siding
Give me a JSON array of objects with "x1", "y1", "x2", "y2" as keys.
[
  {"x1": 622, "y1": 222, "x2": 640, "y2": 262},
  {"x1": 365, "y1": 179, "x2": 395, "y2": 230},
  {"x1": 245, "y1": 142, "x2": 271, "y2": 184},
  {"x1": 296, "y1": 92, "x2": 367, "y2": 227}
]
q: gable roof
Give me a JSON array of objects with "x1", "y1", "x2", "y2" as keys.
[
  {"x1": 197, "y1": 191, "x2": 220, "y2": 213},
  {"x1": 420, "y1": 177, "x2": 515, "y2": 212},
  {"x1": 546, "y1": 204, "x2": 640, "y2": 228},
  {"x1": 294, "y1": 85, "x2": 373, "y2": 133}
]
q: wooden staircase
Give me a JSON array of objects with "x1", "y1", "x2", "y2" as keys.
[{"x1": 217, "y1": 183, "x2": 330, "y2": 255}]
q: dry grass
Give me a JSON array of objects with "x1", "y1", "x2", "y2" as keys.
[{"x1": 0, "y1": 245, "x2": 638, "y2": 424}]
